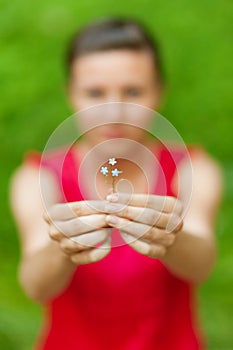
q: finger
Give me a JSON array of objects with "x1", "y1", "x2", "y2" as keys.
[
  {"x1": 70, "y1": 229, "x2": 112, "y2": 248},
  {"x1": 106, "y1": 192, "x2": 183, "y2": 214},
  {"x1": 105, "y1": 206, "x2": 181, "y2": 230},
  {"x1": 47, "y1": 200, "x2": 109, "y2": 222},
  {"x1": 106, "y1": 215, "x2": 175, "y2": 246},
  {"x1": 140, "y1": 230, "x2": 176, "y2": 247},
  {"x1": 43, "y1": 210, "x2": 51, "y2": 224},
  {"x1": 48, "y1": 223, "x2": 64, "y2": 242},
  {"x1": 166, "y1": 215, "x2": 183, "y2": 233},
  {"x1": 70, "y1": 237, "x2": 111, "y2": 265},
  {"x1": 60, "y1": 237, "x2": 92, "y2": 254},
  {"x1": 56, "y1": 214, "x2": 108, "y2": 237},
  {"x1": 60, "y1": 229, "x2": 111, "y2": 254},
  {"x1": 105, "y1": 203, "x2": 174, "y2": 228},
  {"x1": 120, "y1": 232, "x2": 167, "y2": 258}
]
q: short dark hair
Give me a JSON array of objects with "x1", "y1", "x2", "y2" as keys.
[{"x1": 66, "y1": 16, "x2": 165, "y2": 84}]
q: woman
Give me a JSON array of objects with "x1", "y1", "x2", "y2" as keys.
[{"x1": 10, "y1": 17, "x2": 222, "y2": 349}]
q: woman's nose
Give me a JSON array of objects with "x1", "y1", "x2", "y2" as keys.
[
  {"x1": 105, "y1": 92, "x2": 124, "y2": 103},
  {"x1": 101, "y1": 97, "x2": 126, "y2": 123}
]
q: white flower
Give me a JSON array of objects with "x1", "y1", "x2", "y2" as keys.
[
  {"x1": 111, "y1": 168, "x2": 122, "y2": 177},
  {"x1": 108, "y1": 158, "x2": 117, "y2": 166},
  {"x1": 100, "y1": 166, "x2": 108, "y2": 175}
]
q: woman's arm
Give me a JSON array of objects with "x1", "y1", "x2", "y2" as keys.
[
  {"x1": 105, "y1": 150, "x2": 223, "y2": 284},
  {"x1": 10, "y1": 164, "x2": 77, "y2": 303},
  {"x1": 160, "y1": 150, "x2": 223, "y2": 283},
  {"x1": 10, "y1": 164, "x2": 111, "y2": 303}
]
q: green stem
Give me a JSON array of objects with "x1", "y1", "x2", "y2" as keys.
[{"x1": 112, "y1": 176, "x2": 116, "y2": 193}]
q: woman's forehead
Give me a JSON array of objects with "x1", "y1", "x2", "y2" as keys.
[{"x1": 70, "y1": 50, "x2": 155, "y2": 83}]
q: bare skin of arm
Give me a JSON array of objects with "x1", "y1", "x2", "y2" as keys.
[
  {"x1": 10, "y1": 164, "x2": 111, "y2": 303},
  {"x1": 160, "y1": 150, "x2": 223, "y2": 282},
  {"x1": 105, "y1": 150, "x2": 223, "y2": 283}
]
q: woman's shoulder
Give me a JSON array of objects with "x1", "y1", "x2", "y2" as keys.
[
  {"x1": 10, "y1": 148, "x2": 65, "y2": 211},
  {"x1": 23, "y1": 149, "x2": 42, "y2": 167},
  {"x1": 11, "y1": 146, "x2": 68, "y2": 190},
  {"x1": 184, "y1": 143, "x2": 222, "y2": 172},
  {"x1": 171, "y1": 142, "x2": 222, "y2": 182},
  {"x1": 157, "y1": 140, "x2": 222, "y2": 191},
  {"x1": 23, "y1": 146, "x2": 74, "y2": 166},
  {"x1": 10, "y1": 146, "x2": 72, "y2": 196},
  {"x1": 176, "y1": 143, "x2": 223, "y2": 197},
  {"x1": 159, "y1": 141, "x2": 219, "y2": 165}
]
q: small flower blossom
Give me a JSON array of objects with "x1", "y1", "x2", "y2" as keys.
[
  {"x1": 99, "y1": 158, "x2": 123, "y2": 193},
  {"x1": 111, "y1": 168, "x2": 122, "y2": 177},
  {"x1": 108, "y1": 158, "x2": 117, "y2": 166},
  {"x1": 100, "y1": 166, "x2": 108, "y2": 175}
]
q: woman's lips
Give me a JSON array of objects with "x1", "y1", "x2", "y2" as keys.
[{"x1": 101, "y1": 127, "x2": 124, "y2": 139}]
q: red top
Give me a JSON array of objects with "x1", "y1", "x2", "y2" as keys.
[{"x1": 24, "y1": 143, "x2": 205, "y2": 350}]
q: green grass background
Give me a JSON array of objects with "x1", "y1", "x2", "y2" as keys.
[{"x1": 1, "y1": 0, "x2": 233, "y2": 349}]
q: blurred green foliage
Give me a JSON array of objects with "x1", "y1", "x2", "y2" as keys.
[{"x1": 1, "y1": 0, "x2": 232, "y2": 349}]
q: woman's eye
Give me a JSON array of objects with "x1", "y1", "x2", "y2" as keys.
[
  {"x1": 86, "y1": 89, "x2": 104, "y2": 98},
  {"x1": 125, "y1": 87, "x2": 143, "y2": 97}
]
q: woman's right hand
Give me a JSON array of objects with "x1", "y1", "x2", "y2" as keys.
[{"x1": 43, "y1": 200, "x2": 112, "y2": 265}]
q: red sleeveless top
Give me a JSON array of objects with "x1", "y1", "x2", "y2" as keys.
[{"x1": 25, "y1": 144, "x2": 205, "y2": 350}]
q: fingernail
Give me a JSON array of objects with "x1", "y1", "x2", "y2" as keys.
[
  {"x1": 106, "y1": 193, "x2": 119, "y2": 202},
  {"x1": 106, "y1": 215, "x2": 118, "y2": 225}
]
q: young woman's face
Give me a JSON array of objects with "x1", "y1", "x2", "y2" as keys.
[{"x1": 68, "y1": 49, "x2": 162, "y2": 148}]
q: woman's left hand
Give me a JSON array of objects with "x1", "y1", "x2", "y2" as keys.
[{"x1": 105, "y1": 192, "x2": 183, "y2": 258}]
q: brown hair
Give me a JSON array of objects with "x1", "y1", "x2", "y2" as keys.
[{"x1": 66, "y1": 16, "x2": 165, "y2": 85}]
